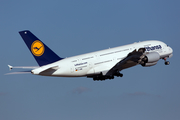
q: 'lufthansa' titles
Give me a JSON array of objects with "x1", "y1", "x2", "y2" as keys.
[
  {"x1": 145, "y1": 45, "x2": 162, "y2": 51},
  {"x1": 74, "y1": 62, "x2": 87, "y2": 66}
]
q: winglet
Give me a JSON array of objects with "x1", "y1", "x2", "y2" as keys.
[{"x1": 8, "y1": 65, "x2": 13, "y2": 71}]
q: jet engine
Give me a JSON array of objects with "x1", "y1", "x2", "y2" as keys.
[{"x1": 141, "y1": 52, "x2": 160, "y2": 67}]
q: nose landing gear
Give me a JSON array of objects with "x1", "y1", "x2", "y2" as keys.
[{"x1": 163, "y1": 58, "x2": 170, "y2": 65}]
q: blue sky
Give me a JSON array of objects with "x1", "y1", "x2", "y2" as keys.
[{"x1": 0, "y1": 0, "x2": 180, "y2": 120}]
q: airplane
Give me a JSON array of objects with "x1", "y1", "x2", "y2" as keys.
[{"x1": 7, "y1": 30, "x2": 173, "y2": 81}]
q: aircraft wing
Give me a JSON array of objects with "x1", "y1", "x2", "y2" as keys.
[{"x1": 106, "y1": 48, "x2": 146, "y2": 76}]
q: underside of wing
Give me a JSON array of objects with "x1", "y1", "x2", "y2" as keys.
[
  {"x1": 89, "y1": 48, "x2": 146, "y2": 81},
  {"x1": 106, "y1": 48, "x2": 146, "y2": 75}
]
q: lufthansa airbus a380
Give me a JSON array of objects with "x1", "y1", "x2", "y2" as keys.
[{"x1": 8, "y1": 30, "x2": 173, "y2": 81}]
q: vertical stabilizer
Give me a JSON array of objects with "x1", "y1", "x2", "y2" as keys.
[{"x1": 19, "y1": 30, "x2": 63, "y2": 66}]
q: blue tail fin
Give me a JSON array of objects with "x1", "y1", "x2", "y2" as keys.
[{"x1": 19, "y1": 30, "x2": 63, "y2": 66}]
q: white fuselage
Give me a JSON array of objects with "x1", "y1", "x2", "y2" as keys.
[{"x1": 31, "y1": 40, "x2": 173, "y2": 77}]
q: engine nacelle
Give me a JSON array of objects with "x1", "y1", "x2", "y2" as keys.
[
  {"x1": 142, "y1": 61, "x2": 158, "y2": 67},
  {"x1": 141, "y1": 52, "x2": 160, "y2": 67}
]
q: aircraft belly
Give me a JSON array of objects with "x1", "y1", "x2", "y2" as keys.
[{"x1": 54, "y1": 68, "x2": 88, "y2": 77}]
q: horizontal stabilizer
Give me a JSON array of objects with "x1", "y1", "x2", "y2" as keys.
[
  {"x1": 32, "y1": 65, "x2": 59, "y2": 75},
  {"x1": 5, "y1": 71, "x2": 31, "y2": 75},
  {"x1": 8, "y1": 65, "x2": 38, "y2": 71}
]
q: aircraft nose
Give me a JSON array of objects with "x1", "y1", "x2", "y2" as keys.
[
  {"x1": 168, "y1": 46, "x2": 173, "y2": 58},
  {"x1": 169, "y1": 46, "x2": 173, "y2": 54}
]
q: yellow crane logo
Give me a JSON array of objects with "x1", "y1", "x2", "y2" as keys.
[{"x1": 31, "y1": 40, "x2": 45, "y2": 56}]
